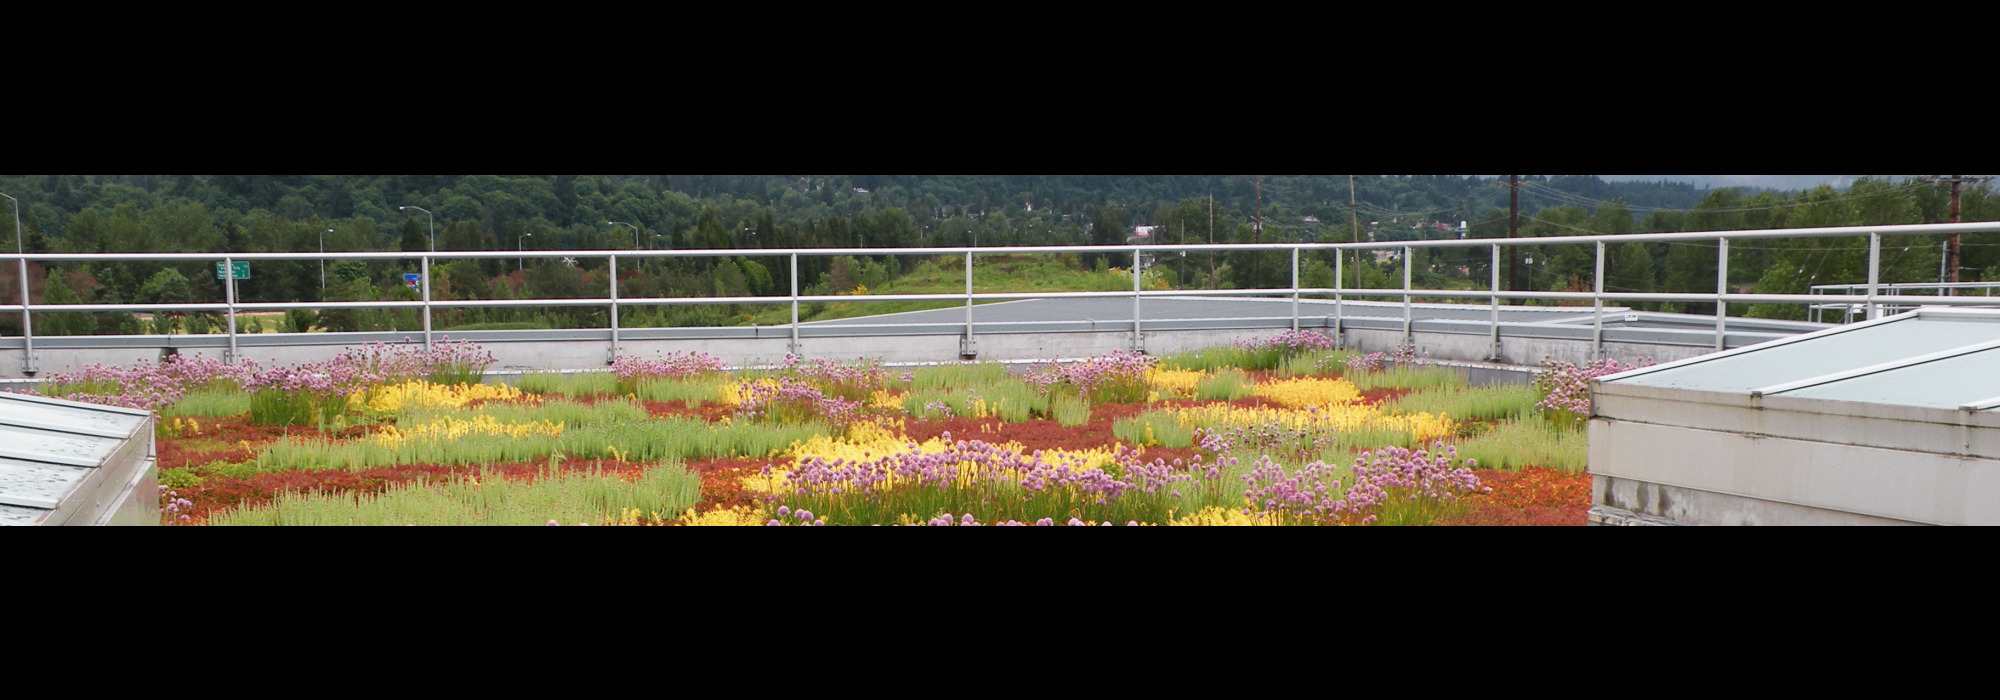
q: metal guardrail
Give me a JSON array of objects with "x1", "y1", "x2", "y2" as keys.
[
  {"x1": 6, "y1": 221, "x2": 2000, "y2": 375},
  {"x1": 1809, "y1": 281, "x2": 2000, "y2": 323}
]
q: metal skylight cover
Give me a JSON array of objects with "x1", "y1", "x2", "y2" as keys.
[
  {"x1": 0, "y1": 392, "x2": 153, "y2": 526},
  {"x1": 1611, "y1": 313, "x2": 2000, "y2": 400}
]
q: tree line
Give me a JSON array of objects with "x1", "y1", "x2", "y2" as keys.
[{"x1": 0, "y1": 174, "x2": 1991, "y2": 336}]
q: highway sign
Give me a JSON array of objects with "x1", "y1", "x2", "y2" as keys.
[
  {"x1": 403, "y1": 273, "x2": 423, "y2": 288},
  {"x1": 215, "y1": 262, "x2": 250, "y2": 280}
]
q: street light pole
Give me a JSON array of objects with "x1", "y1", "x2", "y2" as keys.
[
  {"x1": 1, "y1": 192, "x2": 28, "y2": 374},
  {"x1": 608, "y1": 221, "x2": 640, "y2": 270},
  {"x1": 399, "y1": 205, "x2": 434, "y2": 252},
  {"x1": 0, "y1": 192, "x2": 18, "y2": 255},
  {"x1": 519, "y1": 233, "x2": 532, "y2": 271},
  {"x1": 320, "y1": 228, "x2": 332, "y2": 298},
  {"x1": 607, "y1": 221, "x2": 639, "y2": 249}
]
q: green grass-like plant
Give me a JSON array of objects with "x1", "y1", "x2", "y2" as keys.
[
  {"x1": 909, "y1": 362, "x2": 1014, "y2": 390},
  {"x1": 517, "y1": 371, "x2": 618, "y2": 397},
  {"x1": 209, "y1": 464, "x2": 703, "y2": 526},
  {"x1": 1381, "y1": 384, "x2": 1542, "y2": 421},
  {"x1": 1451, "y1": 415, "x2": 1587, "y2": 473},
  {"x1": 903, "y1": 381, "x2": 1048, "y2": 422},
  {"x1": 1346, "y1": 366, "x2": 1468, "y2": 392},
  {"x1": 254, "y1": 398, "x2": 824, "y2": 473},
  {"x1": 1112, "y1": 411, "x2": 1195, "y2": 448},
  {"x1": 1195, "y1": 369, "x2": 1255, "y2": 401},
  {"x1": 1280, "y1": 351, "x2": 1355, "y2": 377},
  {"x1": 161, "y1": 389, "x2": 252, "y2": 417},
  {"x1": 632, "y1": 376, "x2": 731, "y2": 404},
  {"x1": 1051, "y1": 394, "x2": 1090, "y2": 427}
]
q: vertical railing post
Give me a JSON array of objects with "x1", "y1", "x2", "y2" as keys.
[
  {"x1": 1715, "y1": 238, "x2": 1729, "y2": 351},
  {"x1": 789, "y1": 253, "x2": 801, "y2": 357},
  {"x1": 224, "y1": 256, "x2": 239, "y2": 365},
  {"x1": 1592, "y1": 240, "x2": 1606, "y2": 361},
  {"x1": 1489, "y1": 243, "x2": 1501, "y2": 361},
  {"x1": 1401, "y1": 245, "x2": 1413, "y2": 344},
  {"x1": 607, "y1": 254, "x2": 620, "y2": 364},
  {"x1": 1131, "y1": 247, "x2": 1144, "y2": 353},
  {"x1": 1290, "y1": 247, "x2": 1300, "y2": 331},
  {"x1": 16, "y1": 255, "x2": 35, "y2": 375},
  {"x1": 420, "y1": 254, "x2": 432, "y2": 350},
  {"x1": 1333, "y1": 249, "x2": 1344, "y2": 349},
  {"x1": 1867, "y1": 232, "x2": 1882, "y2": 320},
  {"x1": 960, "y1": 251, "x2": 976, "y2": 359}
]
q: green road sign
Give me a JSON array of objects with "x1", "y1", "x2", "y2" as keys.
[{"x1": 215, "y1": 262, "x2": 251, "y2": 280}]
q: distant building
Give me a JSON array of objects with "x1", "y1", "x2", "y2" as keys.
[
  {"x1": 1129, "y1": 225, "x2": 1159, "y2": 242},
  {"x1": 853, "y1": 187, "x2": 870, "y2": 194}
]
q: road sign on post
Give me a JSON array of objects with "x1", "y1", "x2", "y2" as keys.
[
  {"x1": 403, "y1": 273, "x2": 423, "y2": 288},
  {"x1": 215, "y1": 262, "x2": 250, "y2": 280}
]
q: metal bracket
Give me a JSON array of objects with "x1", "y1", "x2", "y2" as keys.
[
  {"x1": 958, "y1": 334, "x2": 978, "y2": 360},
  {"x1": 1129, "y1": 332, "x2": 1145, "y2": 354},
  {"x1": 19, "y1": 356, "x2": 38, "y2": 376}
]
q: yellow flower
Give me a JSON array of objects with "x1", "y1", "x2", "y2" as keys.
[
  {"x1": 1169, "y1": 506, "x2": 1287, "y2": 526},
  {"x1": 1251, "y1": 377, "x2": 1362, "y2": 408},
  {"x1": 1145, "y1": 368, "x2": 1206, "y2": 398},
  {"x1": 682, "y1": 506, "x2": 765, "y2": 526},
  {"x1": 350, "y1": 381, "x2": 528, "y2": 413}
]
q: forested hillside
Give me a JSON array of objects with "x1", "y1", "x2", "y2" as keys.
[{"x1": 1, "y1": 174, "x2": 1993, "y2": 335}]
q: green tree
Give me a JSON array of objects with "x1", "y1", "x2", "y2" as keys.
[{"x1": 399, "y1": 217, "x2": 428, "y2": 252}]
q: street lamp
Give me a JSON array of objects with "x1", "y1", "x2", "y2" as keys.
[
  {"x1": 606, "y1": 221, "x2": 639, "y2": 249},
  {"x1": 0, "y1": 192, "x2": 19, "y2": 255},
  {"x1": 2, "y1": 191, "x2": 27, "y2": 371},
  {"x1": 320, "y1": 228, "x2": 332, "y2": 298},
  {"x1": 399, "y1": 205, "x2": 434, "y2": 252},
  {"x1": 518, "y1": 232, "x2": 532, "y2": 271}
]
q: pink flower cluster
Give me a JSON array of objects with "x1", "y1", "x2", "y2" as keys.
[
  {"x1": 1533, "y1": 355, "x2": 1653, "y2": 419},
  {"x1": 1023, "y1": 350, "x2": 1156, "y2": 402},
  {"x1": 766, "y1": 506, "x2": 828, "y2": 526},
  {"x1": 1236, "y1": 329, "x2": 1337, "y2": 354},
  {"x1": 1342, "y1": 343, "x2": 1430, "y2": 374},
  {"x1": 1337, "y1": 443, "x2": 1488, "y2": 524},
  {"x1": 159, "y1": 485, "x2": 194, "y2": 524},
  {"x1": 612, "y1": 351, "x2": 726, "y2": 383},
  {"x1": 920, "y1": 514, "x2": 1142, "y2": 526},
  {"x1": 737, "y1": 377, "x2": 863, "y2": 428},
  {"x1": 39, "y1": 353, "x2": 260, "y2": 411},
  {"x1": 1235, "y1": 442, "x2": 1486, "y2": 524},
  {"x1": 780, "y1": 354, "x2": 887, "y2": 400},
  {"x1": 1194, "y1": 420, "x2": 1336, "y2": 460}
]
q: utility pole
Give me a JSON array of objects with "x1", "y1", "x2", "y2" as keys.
[
  {"x1": 1254, "y1": 175, "x2": 1263, "y2": 288},
  {"x1": 1507, "y1": 174, "x2": 1522, "y2": 305},
  {"x1": 1915, "y1": 175, "x2": 1992, "y2": 293},
  {"x1": 1348, "y1": 175, "x2": 1360, "y2": 288}
]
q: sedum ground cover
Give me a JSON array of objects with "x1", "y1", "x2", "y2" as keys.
[{"x1": 47, "y1": 333, "x2": 1610, "y2": 526}]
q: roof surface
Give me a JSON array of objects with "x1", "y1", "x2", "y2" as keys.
[{"x1": 1605, "y1": 308, "x2": 2000, "y2": 411}]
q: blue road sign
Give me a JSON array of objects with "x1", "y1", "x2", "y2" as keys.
[{"x1": 403, "y1": 273, "x2": 423, "y2": 288}]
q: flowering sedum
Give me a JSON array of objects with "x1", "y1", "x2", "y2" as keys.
[
  {"x1": 1168, "y1": 505, "x2": 1286, "y2": 526},
  {"x1": 370, "y1": 414, "x2": 565, "y2": 451},
  {"x1": 1251, "y1": 376, "x2": 1363, "y2": 408},
  {"x1": 1170, "y1": 403, "x2": 1457, "y2": 444},
  {"x1": 351, "y1": 381, "x2": 527, "y2": 413},
  {"x1": 1145, "y1": 367, "x2": 1207, "y2": 399}
]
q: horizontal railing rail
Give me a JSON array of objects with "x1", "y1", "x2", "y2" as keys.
[{"x1": 6, "y1": 221, "x2": 2000, "y2": 375}]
